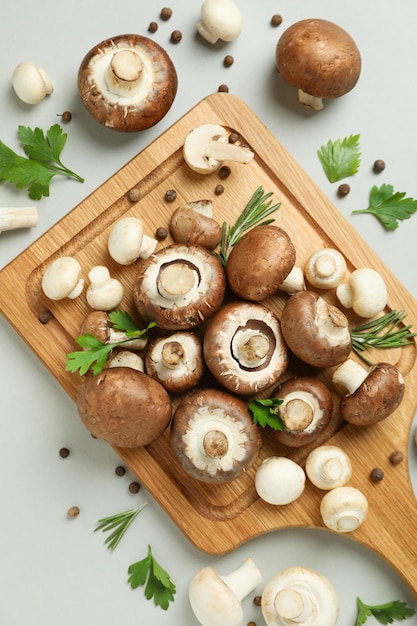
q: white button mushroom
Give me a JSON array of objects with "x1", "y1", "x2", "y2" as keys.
[
  {"x1": 304, "y1": 248, "x2": 347, "y2": 289},
  {"x1": 0, "y1": 207, "x2": 38, "y2": 234},
  {"x1": 336, "y1": 267, "x2": 387, "y2": 318},
  {"x1": 41, "y1": 257, "x2": 84, "y2": 301},
  {"x1": 320, "y1": 486, "x2": 368, "y2": 533},
  {"x1": 261, "y1": 566, "x2": 339, "y2": 626},
  {"x1": 305, "y1": 445, "x2": 352, "y2": 490},
  {"x1": 183, "y1": 124, "x2": 254, "y2": 174},
  {"x1": 197, "y1": 0, "x2": 243, "y2": 44},
  {"x1": 86, "y1": 265, "x2": 124, "y2": 311},
  {"x1": 108, "y1": 217, "x2": 157, "y2": 265},
  {"x1": 189, "y1": 557, "x2": 262, "y2": 626},
  {"x1": 12, "y1": 62, "x2": 54, "y2": 105},
  {"x1": 255, "y1": 457, "x2": 306, "y2": 505}
]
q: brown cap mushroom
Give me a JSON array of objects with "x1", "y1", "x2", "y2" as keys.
[
  {"x1": 272, "y1": 377, "x2": 334, "y2": 448},
  {"x1": 77, "y1": 34, "x2": 178, "y2": 132},
  {"x1": 170, "y1": 388, "x2": 262, "y2": 483},
  {"x1": 169, "y1": 200, "x2": 222, "y2": 251},
  {"x1": 226, "y1": 224, "x2": 296, "y2": 301},
  {"x1": 276, "y1": 19, "x2": 361, "y2": 111},
  {"x1": 77, "y1": 367, "x2": 172, "y2": 447},
  {"x1": 133, "y1": 243, "x2": 226, "y2": 331},
  {"x1": 332, "y1": 359, "x2": 405, "y2": 426},
  {"x1": 79, "y1": 310, "x2": 148, "y2": 351},
  {"x1": 203, "y1": 301, "x2": 288, "y2": 395},
  {"x1": 280, "y1": 290, "x2": 352, "y2": 368}
]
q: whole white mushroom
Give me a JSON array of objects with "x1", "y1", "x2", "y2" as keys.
[
  {"x1": 12, "y1": 62, "x2": 54, "y2": 104},
  {"x1": 197, "y1": 0, "x2": 243, "y2": 44},
  {"x1": 255, "y1": 457, "x2": 305, "y2": 505},
  {"x1": 336, "y1": 267, "x2": 387, "y2": 318},
  {"x1": 41, "y1": 257, "x2": 84, "y2": 301}
]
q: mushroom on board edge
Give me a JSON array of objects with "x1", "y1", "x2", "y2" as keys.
[
  {"x1": 276, "y1": 19, "x2": 361, "y2": 111},
  {"x1": 170, "y1": 388, "x2": 262, "y2": 484},
  {"x1": 261, "y1": 566, "x2": 339, "y2": 626},
  {"x1": 203, "y1": 300, "x2": 288, "y2": 395},
  {"x1": 133, "y1": 243, "x2": 226, "y2": 331},
  {"x1": 332, "y1": 358, "x2": 405, "y2": 426},
  {"x1": 77, "y1": 34, "x2": 178, "y2": 132}
]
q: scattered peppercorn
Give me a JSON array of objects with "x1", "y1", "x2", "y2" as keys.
[
  {"x1": 219, "y1": 165, "x2": 231, "y2": 179},
  {"x1": 373, "y1": 159, "x2": 386, "y2": 173},
  {"x1": 129, "y1": 481, "x2": 141, "y2": 494},
  {"x1": 370, "y1": 467, "x2": 384, "y2": 483},
  {"x1": 160, "y1": 7, "x2": 172, "y2": 20},
  {"x1": 115, "y1": 465, "x2": 126, "y2": 476},
  {"x1": 128, "y1": 188, "x2": 141, "y2": 203},
  {"x1": 57, "y1": 111, "x2": 72, "y2": 123},
  {"x1": 214, "y1": 184, "x2": 224, "y2": 195},
  {"x1": 253, "y1": 595, "x2": 262, "y2": 607},
  {"x1": 337, "y1": 183, "x2": 350, "y2": 197},
  {"x1": 38, "y1": 309, "x2": 53, "y2": 324},
  {"x1": 170, "y1": 30, "x2": 182, "y2": 43},
  {"x1": 148, "y1": 21, "x2": 158, "y2": 33},
  {"x1": 229, "y1": 132, "x2": 239, "y2": 144},
  {"x1": 67, "y1": 506, "x2": 80, "y2": 518},
  {"x1": 247, "y1": 622, "x2": 257, "y2": 626},
  {"x1": 389, "y1": 450, "x2": 404, "y2": 465},
  {"x1": 223, "y1": 55, "x2": 234, "y2": 68},
  {"x1": 271, "y1": 14, "x2": 283, "y2": 27},
  {"x1": 218, "y1": 84, "x2": 229, "y2": 93},
  {"x1": 165, "y1": 189, "x2": 177, "y2": 202},
  {"x1": 155, "y1": 226, "x2": 168, "y2": 240},
  {"x1": 59, "y1": 447, "x2": 70, "y2": 459}
]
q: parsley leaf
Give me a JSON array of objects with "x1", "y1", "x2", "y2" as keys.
[
  {"x1": 317, "y1": 134, "x2": 361, "y2": 183},
  {"x1": 249, "y1": 398, "x2": 284, "y2": 430},
  {"x1": 128, "y1": 545, "x2": 176, "y2": 610},
  {"x1": 355, "y1": 597, "x2": 416, "y2": 625},
  {"x1": 352, "y1": 184, "x2": 417, "y2": 230},
  {"x1": 0, "y1": 124, "x2": 84, "y2": 199}
]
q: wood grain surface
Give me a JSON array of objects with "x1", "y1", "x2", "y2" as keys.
[{"x1": 1, "y1": 93, "x2": 416, "y2": 596}]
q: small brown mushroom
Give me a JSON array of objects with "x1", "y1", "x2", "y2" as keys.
[
  {"x1": 272, "y1": 377, "x2": 334, "y2": 447},
  {"x1": 169, "y1": 200, "x2": 222, "y2": 251},
  {"x1": 276, "y1": 19, "x2": 361, "y2": 111},
  {"x1": 133, "y1": 243, "x2": 226, "y2": 331},
  {"x1": 203, "y1": 301, "x2": 288, "y2": 395},
  {"x1": 170, "y1": 388, "x2": 262, "y2": 483},
  {"x1": 280, "y1": 290, "x2": 352, "y2": 368},
  {"x1": 145, "y1": 332, "x2": 204, "y2": 393},
  {"x1": 79, "y1": 310, "x2": 148, "y2": 351},
  {"x1": 77, "y1": 367, "x2": 172, "y2": 447},
  {"x1": 77, "y1": 34, "x2": 178, "y2": 132},
  {"x1": 226, "y1": 225, "x2": 296, "y2": 301},
  {"x1": 332, "y1": 359, "x2": 405, "y2": 426}
]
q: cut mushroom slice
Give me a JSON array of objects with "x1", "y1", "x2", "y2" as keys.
[
  {"x1": 169, "y1": 200, "x2": 222, "y2": 250},
  {"x1": 272, "y1": 377, "x2": 334, "y2": 448},
  {"x1": 320, "y1": 486, "x2": 368, "y2": 533},
  {"x1": 332, "y1": 358, "x2": 405, "y2": 426},
  {"x1": 145, "y1": 332, "x2": 205, "y2": 393},
  {"x1": 79, "y1": 310, "x2": 148, "y2": 351},
  {"x1": 77, "y1": 34, "x2": 178, "y2": 132},
  {"x1": 170, "y1": 388, "x2": 262, "y2": 483},
  {"x1": 41, "y1": 257, "x2": 84, "y2": 301},
  {"x1": 280, "y1": 290, "x2": 352, "y2": 368},
  {"x1": 255, "y1": 456, "x2": 305, "y2": 505},
  {"x1": 203, "y1": 301, "x2": 288, "y2": 395},
  {"x1": 183, "y1": 124, "x2": 254, "y2": 174},
  {"x1": 305, "y1": 445, "x2": 352, "y2": 490},
  {"x1": 133, "y1": 243, "x2": 226, "y2": 331},
  {"x1": 304, "y1": 248, "x2": 347, "y2": 289}
]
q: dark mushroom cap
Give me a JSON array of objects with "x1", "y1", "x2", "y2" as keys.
[
  {"x1": 79, "y1": 310, "x2": 110, "y2": 343},
  {"x1": 77, "y1": 367, "x2": 172, "y2": 447},
  {"x1": 170, "y1": 388, "x2": 262, "y2": 483},
  {"x1": 280, "y1": 290, "x2": 352, "y2": 368},
  {"x1": 203, "y1": 300, "x2": 288, "y2": 395},
  {"x1": 169, "y1": 201, "x2": 223, "y2": 251},
  {"x1": 276, "y1": 19, "x2": 361, "y2": 100},
  {"x1": 77, "y1": 34, "x2": 178, "y2": 132},
  {"x1": 272, "y1": 377, "x2": 334, "y2": 447},
  {"x1": 133, "y1": 243, "x2": 226, "y2": 331},
  {"x1": 340, "y1": 363, "x2": 405, "y2": 426}
]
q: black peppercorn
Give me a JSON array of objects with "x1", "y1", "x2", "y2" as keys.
[
  {"x1": 370, "y1": 467, "x2": 384, "y2": 483},
  {"x1": 271, "y1": 14, "x2": 283, "y2": 27},
  {"x1": 337, "y1": 183, "x2": 350, "y2": 197},
  {"x1": 38, "y1": 309, "x2": 53, "y2": 324},
  {"x1": 229, "y1": 132, "x2": 239, "y2": 144},
  {"x1": 148, "y1": 21, "x2": 158, "y2": 33},
  {"x1": 253, "y1": 595, "x2": 262, "y2": 607},
  {"x1": 128, "y1": 188, "x2": 141, "y2": 203},
  {"x1": 155, "y1": 226, "x2": 168, "y2": 241},
  {"x1": 115, "y1": 465, "x2": 126, "y2": 476},
  {"x1": 218, "y1": 84, "x2": 229, "y2": 93},
  {"x1": 170, "y1": 30, "x2": 182, "y2": 44},
  {"x1": 67, "y1": 506, "x2": 80, "y2": 518},
  {"x1": 59, "y1": 447, "x2": 70, "y2": 459},
  {"x1": 160, "y1": 7, "x2": 172, "y2": 20},
  {"x1": 389, "y1": 450, "x2": 404, "y2": 465},
  {"x1": 214, "y1": 184, "x2": 224, "y2": 195},
  {"x1": 219, "y1": 165, "x2": 231, "y2": 179},
  {"x1": 165, "y1": 189, "x2": 177, "y2": 202},
  {"x1": 223, "y1": 55, "x2": 234, "y2": 68},
  {"x1": 58, "y1": 111, "x2": 72, "y2": 123},
  {"x1": 129, "y1": 481, "x2": 141, "y2": 494},
  {"x1": 373, "y1": 159, "x2": 386, "y2": 173}
]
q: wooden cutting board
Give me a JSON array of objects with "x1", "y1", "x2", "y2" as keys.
[{"x1": 1, "y1": 93, "x2": 417, "y2": 596}]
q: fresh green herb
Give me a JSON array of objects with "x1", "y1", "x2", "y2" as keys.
[
  {"x1": 354, "y1": 597, "x2": 416, "y2": 625},
  {"x1": 352, "y1": 184, "x2": 417, "y2": 230},
  {"x1": 249, "y1": 397, "x2": 284, "y2": 430},
  {"x1": 65, "y1": 312, "x2": 156, "y2": 375},
  {"x1": 216, "y1": 186, "x2": 281, "y2": 265},
  {"x1": 351, "y1": 310, "x2": 416, "y2": 365},
  {"x1": 0, "y1": 124, "x2": 84, "y2": 199},
  {"x1": 128, "y1": 545, "x2": 176, "y2": 610},
  {"x1": 94, "y1": 504, "x2": 148, "y2": 550},
  {"x1": 317, "y1": 134, "x2": 361, "y2": 183}
]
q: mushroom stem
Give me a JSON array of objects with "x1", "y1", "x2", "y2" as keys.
[
  {"x1": 279, "y1": 265, "x2": 306, "y2": 294},
  {"x1": 157, "y1": 263, "x2": 198, "y2": 299},
  {"x1": 281, "y1": 398, "x2": 314, "y2": 431},
  {"x1": 204, "y1": 139, "x2": 254, "y2": 164},
  {"x1": 332, "y1": 358, "x2": 368, "y2": 394},
  {"x1": 0, "y1": 207, "x2": 38, "y2": 232},
  {"x1": 220, "y1": 558, "x2": 263, "y2": 602},
  {"x1": 161, "y1": 341, "x2": 185, "y2": 369},
  {"x1": 274, "y1": 587, "x2": 315, "y2": 622},
  {"x1": 105, "y1": 49, "x2": 144, "y2": 96},
  {"x1": 232, "y1": 329, "x2": 269, "y2": 367},
  {"x1": 298, "y1": 89, "x2": 324, "y2": 111}
]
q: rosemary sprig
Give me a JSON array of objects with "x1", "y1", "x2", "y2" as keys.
[
  {"x1": 94, "y1": 504, "x2": 148, "y2": 550},
  {"x1": 351, "y1": 310, "x2": 416, "y2": 364},
  {"x1": 216, "y1": 186, "x2": 281, "y2": 265}
]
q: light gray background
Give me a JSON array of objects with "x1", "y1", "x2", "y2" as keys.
[{"x1": 1, "y1": 1, "x2": 416, "y2": 624}]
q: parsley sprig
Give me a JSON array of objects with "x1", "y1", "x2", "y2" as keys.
[
  {"x1": 351, "y1": 310, "x2": 416, "y2": 365},
  {"x1": 0, "y1": 124, "x2": 84, "y2": 199},
  {"x1": 353, "y1": 184, "x2": 417, "y2": 230},
  {"x1": 249, "y1": 398, "x2": 284, "y2": 430},
  {"x1": 216, "y1": 186, "x2": 281, "y2": 265},
  {"x1": 354, "y1": 597, "x2": 416, "y2": 625},
  {"x1": 65, "y1": 310, "x2": 155, "y2": 376},
  {"x1": 128, "y1": 545, "x2": 176, "y2": 610},
  {"x1": 94, "y1": 505, "x2": 148, "y2": 550},
  {"x1": 318, "y1": 134, "x2": 361, "y2": 183}
]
